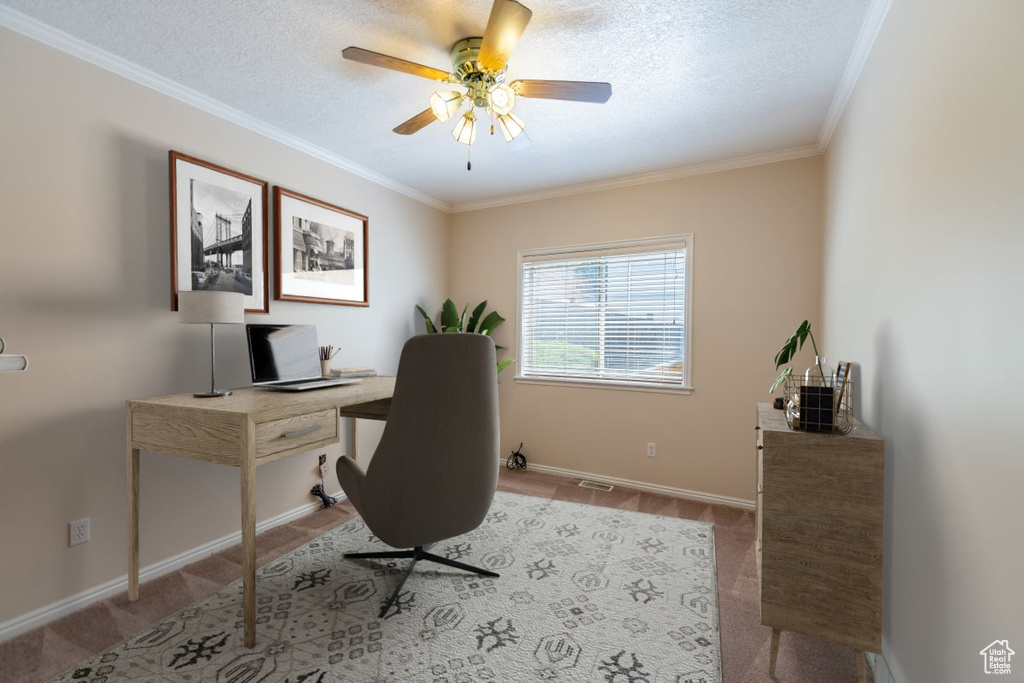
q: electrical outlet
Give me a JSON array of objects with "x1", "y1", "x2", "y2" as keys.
[
  {"x1": 69, "y1": 518, "x2": 90, "y2": 546},
  {"x1": 318, "y1": 454, "x2": 330, "y2": 478},
  {"x1": 646, "y1": 442, "x2": 656, "y2": 458}
]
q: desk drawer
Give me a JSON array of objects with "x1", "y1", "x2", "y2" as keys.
[{"x1": 256, "y1": 409, "x2": 338, "y2": 458}]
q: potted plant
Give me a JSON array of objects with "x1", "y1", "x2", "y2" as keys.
[{"x1": 416, "y1": 300, "x2": 516, "y2": 373}]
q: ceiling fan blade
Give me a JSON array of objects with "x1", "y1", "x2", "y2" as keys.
[
  {"x1": 393, "y1": 108, "x2": 438, "y2": 135},
  {"x1": 343, "y1": 46, "x2": 454, "y2": 82},
  {"x1": 512, "y1": 79, "x2": 612, "y2": 103},
  {"x1": 477, "y1": 0, "x2": 533, "y2": 73}
]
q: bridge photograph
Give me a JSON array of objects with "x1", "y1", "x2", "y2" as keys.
[{"x1": 189, "y1": 178, "x2": 253, "y2": 296}]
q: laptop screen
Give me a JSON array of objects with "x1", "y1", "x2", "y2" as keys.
[{"x1": 246, "y1": 324, "x2": 321, "y2": 384}]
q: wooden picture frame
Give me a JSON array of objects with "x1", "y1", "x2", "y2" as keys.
[
  {"x1": 273, "y1": 187, "x2": 369, "y2": 307},
  {"x1": 169, "y1": 151, "x2": 269, "y2": 313}
]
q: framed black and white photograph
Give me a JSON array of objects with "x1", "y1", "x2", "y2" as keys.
[
  {"x1": 274, "y1": 187, "x2": 369, "y2": 307},
  {"x1": 169, "y1": 151, "x2": 269, "y2": 313}
]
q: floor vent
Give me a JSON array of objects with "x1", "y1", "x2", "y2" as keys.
[{"x1": 578, "y1": 479, "x2": 614, "y2": 492}]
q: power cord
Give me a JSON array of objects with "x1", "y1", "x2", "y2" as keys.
[
  {"x1": 311, "y1": 457, "x2": 337, "y2": 509},
  {"x1": 506, "y1": 442, "x2": 528, "y2": 470},
  {"x1": 311, "y1": 483, "x2": 337, "y2": 509}
]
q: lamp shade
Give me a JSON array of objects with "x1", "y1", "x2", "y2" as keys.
[
  {"x1": 497, "y1": 112, "x2": 526, "y2": 142},
  {"x1": 178, "y1": 291, "x2": 245, "y2": 324},
  {"x1": 452, "y1": 111, "x2": 477, "y2": 145},
  {"x1": 430, "y1": 91, "x2": 463, "y2": 122}
]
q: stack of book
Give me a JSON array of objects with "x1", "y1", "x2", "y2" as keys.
[{"x1": 329, "y1": 367, "x2": 377, "y2": 378}]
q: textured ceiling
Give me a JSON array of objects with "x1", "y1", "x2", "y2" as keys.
[{"x1": 1, "y1": 0, "x2": 872, "y2": 207}]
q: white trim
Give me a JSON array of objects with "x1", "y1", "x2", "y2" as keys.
[
  {"x1": 0, "y1": 6, "x2": 448, "y2": 212},
  {"x1": 514, "y1": 376, "x2": 693, "y2": 395},
  {"x1": 512, "y1": 461, "x2": 756, "y2": 512},
  {"x1": 450, "y1": 145, "x2": 821, "y2": 213},
  {"x1": 0, "y1": 491, "x2": 346, "y2": 643},
  {"x1": 516, "y1": 234, "x2": 694, "y2": 391},
  {"x1": 0, "y1": 0, "x2": 890, "y2": 213},
  {"x1": 866, "y1": 650, "x2": 897, "y2": 683},
  {"x1": 817, "y1": 0, "x2": 894, "y2": 150}
]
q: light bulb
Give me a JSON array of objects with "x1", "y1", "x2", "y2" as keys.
[{"x1": 489, "y1": 83, "x2": 516, "y2": 116}]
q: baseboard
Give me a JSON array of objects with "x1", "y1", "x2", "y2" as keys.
[
  {"x1": 0, "y1": 491, "x2": 346, "y2": 643},
  {"x1": 866, "y1": 650, "x2": 899, "y2": 683},
  {"x1": 508, "y1": 460, "x2": 755, "y2": 511}
]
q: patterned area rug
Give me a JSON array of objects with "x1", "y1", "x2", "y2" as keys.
[{"x1": 49, "y1": 491, "x2": 721, "y2": 682}]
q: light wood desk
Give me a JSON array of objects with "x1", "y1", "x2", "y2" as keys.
[{"x1": 126, "y1": 376, "x2": 395, "y2": 648}]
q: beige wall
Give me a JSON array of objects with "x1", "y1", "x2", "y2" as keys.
[
  {"x1": 821, "y1": 1, "x2": 1024, "y2": 681},
  {"x1": 0, "y1": 28, "x2": 448, "y2": 624},
  {"x1": 449, "y1": 156, "x2": 824, "y2": 502}
]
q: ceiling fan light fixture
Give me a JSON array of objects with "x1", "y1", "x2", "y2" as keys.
[
  {"x1": 497, "y1": 111, "x2": 526, "y2": 142},
  {"x1": 452, "y1": 111, "x2": 478, "y2": 145},
  {"x1": 489, "y1": 83, "x2": 516, "y2": 115},
  {"x1": 429, "y1": 90, "x2": 463, "y2": 122}
]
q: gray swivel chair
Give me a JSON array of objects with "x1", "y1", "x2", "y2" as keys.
[{"x1": 336, "y1": 333, "x2": 500, "y2": 618}]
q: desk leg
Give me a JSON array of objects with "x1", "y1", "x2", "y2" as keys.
[
  {"x1": 241, "y1": 423, "x2": 257, "y2": 648},
  {"x1": 350, "y1": 418, "x2": 359, "y2": 462},
  {"x1": 127, "y1": 446, "x2": 140, "y2": 601}
]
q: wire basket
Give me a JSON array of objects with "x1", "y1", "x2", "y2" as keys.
[{"x1": 783, "y1": 374, "x2": 854, "y2": 434}]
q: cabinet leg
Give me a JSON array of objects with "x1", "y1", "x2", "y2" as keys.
[
  {"x1": 769, "y1": 628, "x2": 781, "y2": 676},
  {"x1": 127, "y1": 447, "x2": 140, "y2": 601},
  {"x1": 854, "y1": 649, "x2": 866, "y2": 683}
]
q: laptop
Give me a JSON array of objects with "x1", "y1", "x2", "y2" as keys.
[{"x1": 246, "y1": 324, "x2": 362, "y2": 391}]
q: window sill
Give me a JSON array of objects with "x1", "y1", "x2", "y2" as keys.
[{"x1": 513, "y1": 375, "x2": 694, "y2": 395}]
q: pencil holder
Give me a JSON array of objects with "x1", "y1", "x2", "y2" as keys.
[{"x1": 320, "y1": 359, "x2": 332, "y2": 377}]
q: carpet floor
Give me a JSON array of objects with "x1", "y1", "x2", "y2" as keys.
[
  {"x1": 43, "y1": 491, "x2": 723, "y2": 682},
  {"x1": 1, "y1": 468, "x2": 871, "y2": 682}
]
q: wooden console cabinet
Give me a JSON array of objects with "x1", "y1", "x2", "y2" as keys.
[{"x1": 755, "y1": 402, "x2": 884, "y2": 683}]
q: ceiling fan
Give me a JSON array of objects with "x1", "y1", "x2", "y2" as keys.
[{"x1": 342, "y1": 0, "x2": 612, "y2": 168}]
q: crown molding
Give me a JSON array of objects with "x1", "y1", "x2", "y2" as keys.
[
  {"x1": 450, "y1": 145, "x2": 822, "y2": 213},
  {"x1": 817, "y1": 0, "x2": 894, "y2": 150},
  {"x1": 0, "y1": 6, "x2": 450, "y2": 212}
]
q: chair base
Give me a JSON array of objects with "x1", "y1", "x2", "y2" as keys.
[{"x1": 345, "y1": 545, "x2": 499, "y2": 618}]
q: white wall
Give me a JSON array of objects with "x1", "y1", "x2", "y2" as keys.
[
  {"x1": 0, "y1": 28, "x2": 447, "y2": 624},
  {"x1": 449, "y1": 156, "x2": 824, "y2": 502},
  {"x1": 821, "y1": 1, "x2": 1024, "y2": 680}
]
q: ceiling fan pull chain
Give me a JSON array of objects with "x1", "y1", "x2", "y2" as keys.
[{"x1": 467, "y1": 144, "x2": 472, "y2": 171}]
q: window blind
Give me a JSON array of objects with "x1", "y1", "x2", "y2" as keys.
[{"x1": 519, "y1": 239, "x2": 689, "y2": 387}]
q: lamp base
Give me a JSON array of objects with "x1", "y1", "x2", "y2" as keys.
[{"x1": 193, "y1": 390, "x2": 232, "y2": 398}]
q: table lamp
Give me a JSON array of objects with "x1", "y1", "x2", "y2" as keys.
[{"x1": 178, "y1": 290, "x2": 245, "y2": 397}]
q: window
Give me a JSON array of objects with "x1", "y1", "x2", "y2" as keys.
[{"x1": 516, "y1": 235, "x2": 693, "y2": 392}]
